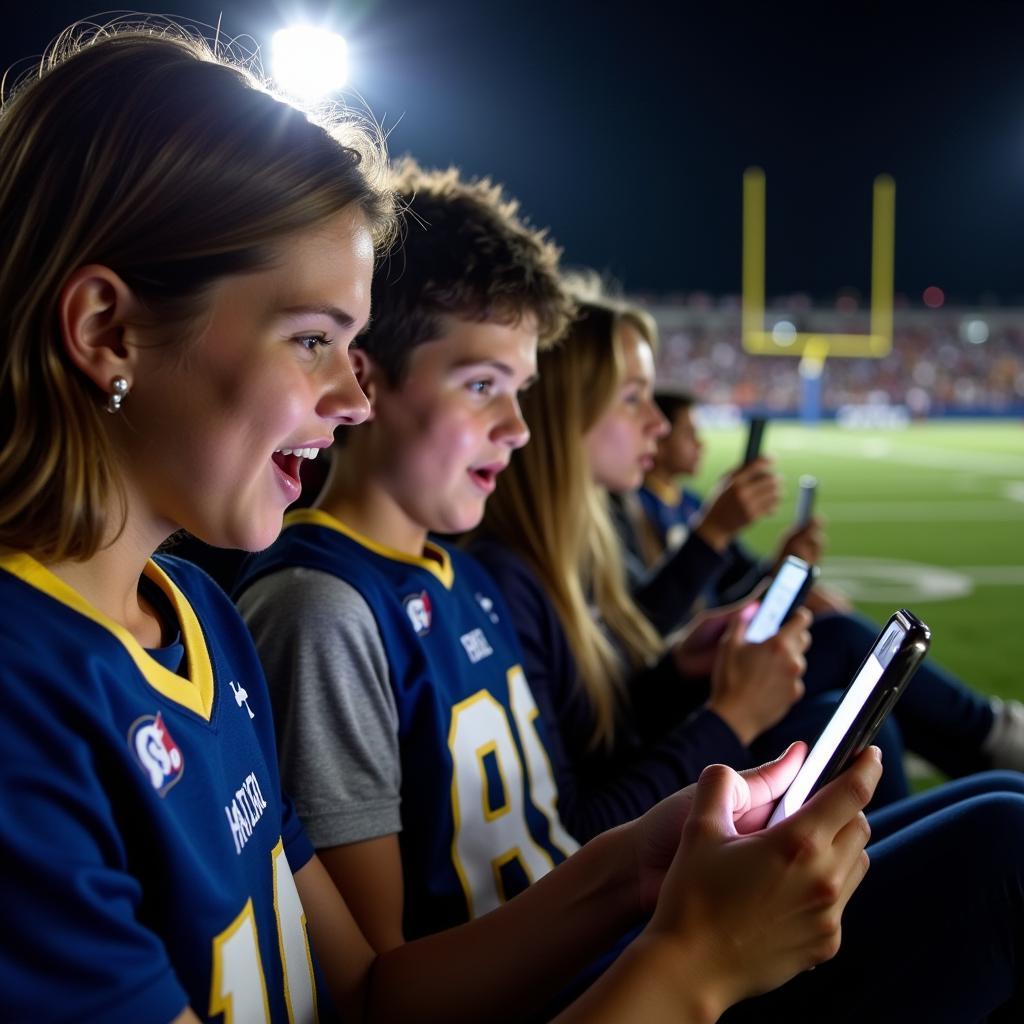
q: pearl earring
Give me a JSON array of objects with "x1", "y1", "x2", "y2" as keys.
[{"x1": 106, "y1": 375, "x2": 130, "y2": 414}]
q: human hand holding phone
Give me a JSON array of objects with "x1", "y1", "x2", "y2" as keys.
[
  {"x1": 631, "y1": 742, "x2": 878, "y2": 1014},
  {"x1": 669, "y1": 582, "x2": 769, "y2": 677},
  {"x1": 692, "y1": 459, "x2": 780, "y2": 551},
  {"x1": 672, "y1": 555, "x2": 815, "y2": 678},
  {"x1": 706, "y1": 607, "x2": 811, "y2": 745},
  {"x1": 773, "y1": 515, "x2": 825, "y2": 571}
]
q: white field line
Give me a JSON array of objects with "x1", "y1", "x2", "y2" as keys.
[
  {"x1": 955, "y1": 565, "x2": 1024, "y2": 584},
  {"x1": 823, "y1": 501, "x2": 1024, "y2": 521},
  {"x1": 775, "y1": 434, "x2": 1024, "y2": 476},
  {"x1": 819, "y1": 557, "x2": 1024, "y2": 601}
]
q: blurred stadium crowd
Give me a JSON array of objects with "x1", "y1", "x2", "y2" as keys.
[{"x1": 649, "y1": 301, "x2": 1024, "y2": 417}]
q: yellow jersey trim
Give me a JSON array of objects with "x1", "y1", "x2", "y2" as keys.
[
  {"x1": 644, "y1": 476, "x2": 683, "y2": 507},
  {"x1": 284, "y1": 508, "x2": 455, "y2": 590},
  {"x1": 0, "y1": 552, "x2": 215, "y2": 720}
]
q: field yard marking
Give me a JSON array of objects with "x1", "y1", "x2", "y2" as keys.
[
  {"x1": 823, "y1": 501, "x2": 1024, "y2": 522},
  {"x1": 955, "y1": 566, "x2": 1024, "y2": 585},
  {"x1": 821, "y1": 557, "x2": 972, "y2": 602},
  {"x1": 821, "y1": 557, "x2": 1024, "y2": 603},
  {"x1": 1006, "y1": 482, "x2": 1024, "y2": 503},
  {"x1": 774, "y1": 433, "x2": 1024, "y2": 476}
]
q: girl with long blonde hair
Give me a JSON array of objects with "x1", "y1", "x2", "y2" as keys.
[
  {"x1": 475, "y1": 289, "x2": 827, "y2": 829},
  {"x1": 478, "y1": 296, "x2": 668, "y2": 748}
]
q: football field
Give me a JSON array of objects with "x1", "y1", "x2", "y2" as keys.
[{"x1": 690, "y1": 420, "x2": 1024, "y2": 702}]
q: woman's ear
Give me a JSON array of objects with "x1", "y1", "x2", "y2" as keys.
[
  {"x1": 349, "y1": 347, "x2": 381, "y2": 420},
  {"x1": 58, "y1": 265, "x2": 142, "y2": 397}
]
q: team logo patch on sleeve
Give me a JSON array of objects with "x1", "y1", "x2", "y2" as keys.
[
  {"x1": 404, "y1": 591, "x2": 433, "y2": 636},
  {"x1": 128, "y1": 712, "x2": 185, "y2": 795}
]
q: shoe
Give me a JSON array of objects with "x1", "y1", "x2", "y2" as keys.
[{"x1": 982, "y1": 697, "x2": 1024, "y2": 772}]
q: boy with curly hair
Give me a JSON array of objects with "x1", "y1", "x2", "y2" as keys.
[{"x1": 236, "y1": 161, "x2": 579, "y2": 949}]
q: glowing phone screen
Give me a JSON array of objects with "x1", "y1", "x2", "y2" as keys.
[
  {"x1": 767, "y1": 620, "x2": 906, "y2": 825},
  {"x1": 745, "y1": 560, "x2": 810, "y2": 644}
]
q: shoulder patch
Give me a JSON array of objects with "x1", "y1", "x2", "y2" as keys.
[{"x1": 404, "y1": 590, "x2": 433, "y2": 636}]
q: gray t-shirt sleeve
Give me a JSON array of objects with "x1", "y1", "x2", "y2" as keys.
[{"x1": 236, "y1": 567, "x2": 402, "y2": 848}]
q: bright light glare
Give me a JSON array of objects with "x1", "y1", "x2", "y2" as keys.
[
  {"x1": 272, "y1": 26, "x2": 348, "y2": 101},
  {"x1": 772, "y1": 320, "x2": 797, "y2": 345},
  {"x1": 961, "y1": 319, "x2": 989, "y2": 345}
]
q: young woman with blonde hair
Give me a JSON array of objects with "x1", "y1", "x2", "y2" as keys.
[{"x1": 475, "y1": 289, "x2": 845, "y2": 817}]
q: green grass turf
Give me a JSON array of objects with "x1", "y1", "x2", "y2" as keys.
[{"x1": 689, "y1": 419, "x2": 1024, "y2": 703}]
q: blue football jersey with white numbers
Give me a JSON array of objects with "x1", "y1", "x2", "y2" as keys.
[
  {"x1": 236, "y1": 509, "x2": 579, "y2": 939},
  {"x1": 0, "y1": 553, "x2": 330, "y2": 1023}
]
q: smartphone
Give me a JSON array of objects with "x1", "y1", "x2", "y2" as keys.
[
  {"x1": 743, "y1": 555, "x2": 818, "y2": 644},
  {"x1": 795, "y1": 475, "x2": 817, "y2": 526},
  {"x1": 743, "y1": 416, "x2": 767, "y2": 465},
  {"x1": 767, "y1": 609, "x2": 931, "y2": 826}
]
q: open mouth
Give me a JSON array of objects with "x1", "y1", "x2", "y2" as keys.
[
  {"x1": 272, "y1": 446, "x2": 323, "y2": 487},
  {"x1": 468, "y1": 463, "x2": 504, "y2": 493},
  {"x1": 272, "y1": 451, "x2": 302, "y2": 483}
]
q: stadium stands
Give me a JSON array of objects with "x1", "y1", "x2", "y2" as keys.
[{"x1": 649, "y1": 301, "x2": 1024, "y2": 418}]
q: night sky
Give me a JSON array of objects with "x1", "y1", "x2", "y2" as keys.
[{"x1": 5, "y1": 1, "x2": 1024, "y2": 303}]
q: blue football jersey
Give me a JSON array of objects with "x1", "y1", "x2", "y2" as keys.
[
  {"x1": 637, "y1": 482, "x2": 702, "y2": 552},
  {"x1": 0, "y1": 553, "x2": 330, "y2": 1023},
  {"x1": 236, "y1": 509, "x2": 579, "y2": 939}
]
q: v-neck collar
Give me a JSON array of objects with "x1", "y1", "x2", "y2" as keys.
[
  {"x1": 644, "y1": 477, "x2": 683, "y2": 507},
  {"x1": 284, "y1": 508, "x2": 455, "y2": 589},
  {"x1": 0, "y1": 552, "x2": 216, "y2": 720}
]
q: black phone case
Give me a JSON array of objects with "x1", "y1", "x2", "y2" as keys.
[
  {"x1": 784, "y1": 563, "x2": 819, "y2": 624},
  {"x1": 743, "y1": 417, "x2": 767, "y2": 464},
  {"x1": 807, "y1": 608, "x2": 931, "y2": 802}
]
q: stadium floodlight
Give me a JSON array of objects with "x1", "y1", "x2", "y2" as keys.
[
  {"x1": 962, "y1": 319, "x2": 990, "y2": 345},
  {"x1": 272, "y1": 26, "x2": 348, "y2": 101},
  {"x1": 772, "y1": 320, "x2": 797, "y2": 346}
]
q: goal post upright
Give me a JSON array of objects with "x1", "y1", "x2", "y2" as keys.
[
  {"x1": 740, "y1": 168, "x2": 896, "y2": 359},
  {"x1": 870, "y1": 173, "x2": 896, "y2": 356},
  {"x1": 742, "y1": 166, "x2": 767, "y2": 352}
]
